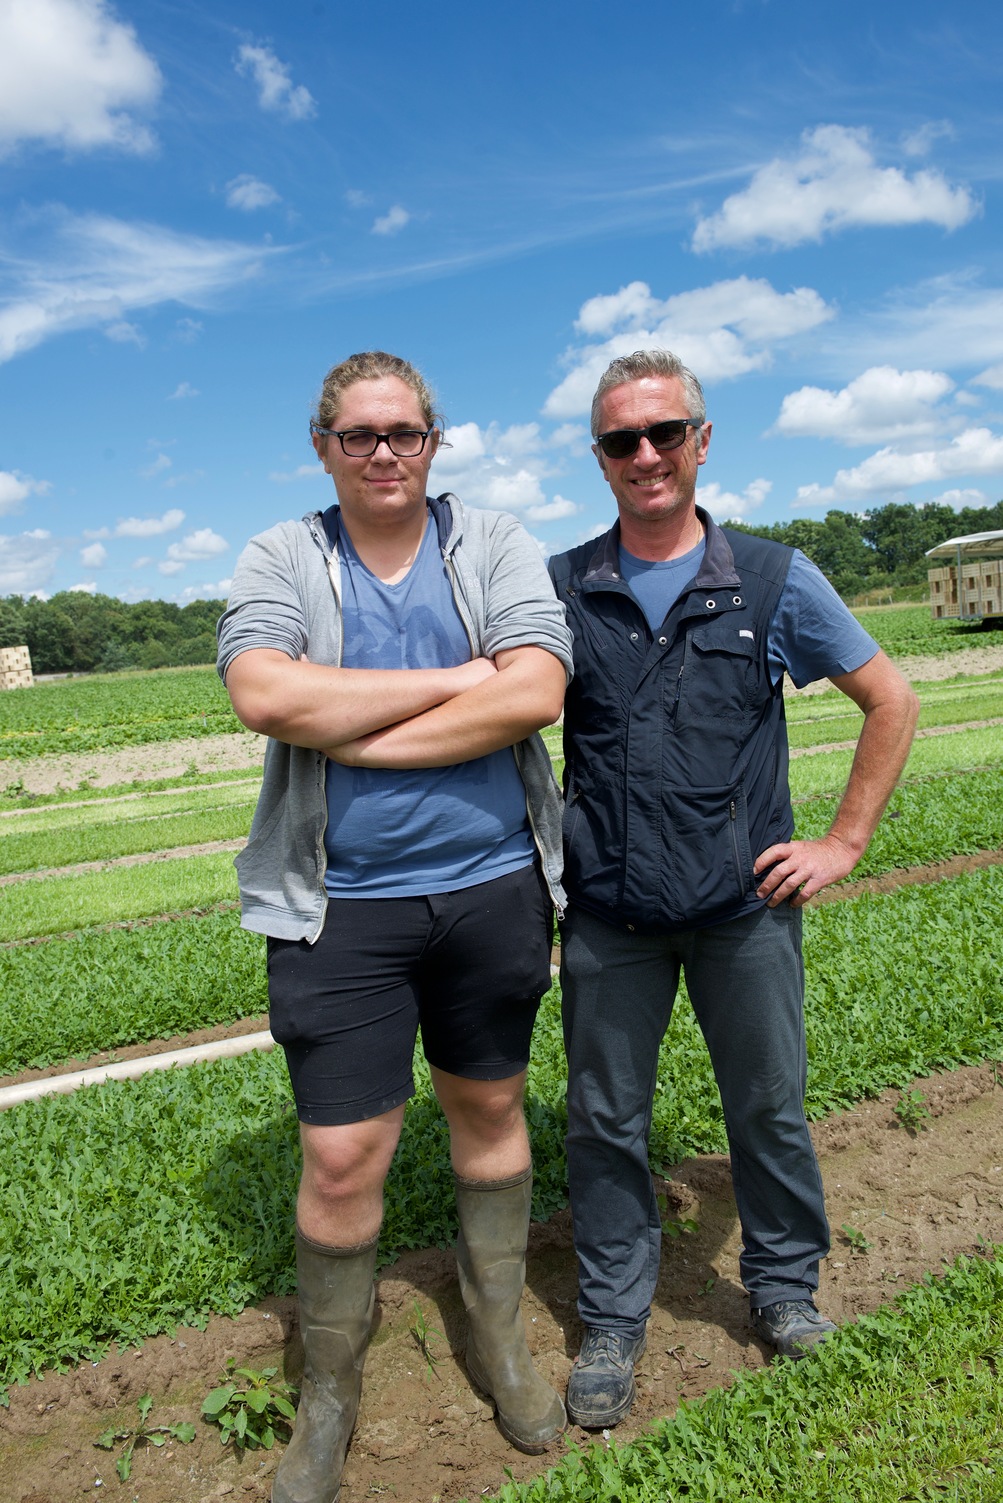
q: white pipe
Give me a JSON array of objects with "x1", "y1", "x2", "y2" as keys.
[{"x1": 0, "y1": 1029, "x2": 275, "y2": 1111}]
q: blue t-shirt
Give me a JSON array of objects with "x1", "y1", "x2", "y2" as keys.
[
  {"x1": 618, "y1": 538, "x2": 878, "y2": 688},
  {"x1": 323, "y1": 512, "x2": 534, "y2": 897}
]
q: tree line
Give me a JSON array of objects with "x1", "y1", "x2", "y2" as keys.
[
  {"x1": 2, "y1": 499, "x2": 1002, "y2": 675},
  {"x1": 0, "y1": 592, "x2": 225, "y2": 675},
  {"x1": 730, "y1": 498, "x2": 1003, "y2": 601}
]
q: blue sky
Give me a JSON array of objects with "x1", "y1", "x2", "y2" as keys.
[{"x1": 1, "y1": 0, "x2": 1002, "y2": 602}]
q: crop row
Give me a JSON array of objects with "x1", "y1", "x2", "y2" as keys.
[
  {"x1": 0, "y1": 800, "x2": 254, "y2": 877},
  {"x1": 487, "y1": 1248, "x2": 1003, "y2": 1503},
  {"x1": 3, "y1": 723, "x2": 997, "y2": 880},
  {"x1": 2, "y1": 762, "x2": 999, "y2": 948},
  {"x1": 0, "y1": 910, "x2": 264, "y2": 1075},
  {"x1": 1, "y1": 864, "x2": 1000, "y2": 1388},
  {"x1": 0, "y1": 667, "x2": 239, "y2": 760},
  {"x1": 852, "y1": 604, "x2": 1001, "y2": 657}
]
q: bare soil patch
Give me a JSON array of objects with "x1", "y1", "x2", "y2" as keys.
[
  {"x1": 3, "y1": 1062, "x2": 1002, "y2": 1503},
  {"x1": 0, "y1": 731, "x2": 266, "y2": 797}
]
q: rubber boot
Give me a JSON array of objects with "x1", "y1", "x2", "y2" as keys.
[
  {"x1": 454, "y1": 1169, "x2": 566, "y2": 1454},
  {"x1": 271, "y1": 1229, "x2": 378, "y2": 1503}
]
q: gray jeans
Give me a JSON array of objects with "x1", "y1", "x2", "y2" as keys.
[{"x1": 561, "y1": 901, "x2": 829, "y2": 1337}]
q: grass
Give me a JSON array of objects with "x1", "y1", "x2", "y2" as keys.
[
  {"x1": 481, "y1": 1249, "x2": 1003, "y2": 1502},
  {"x1": 0, "y1": 850, "x2": 240, "y2": 942},
  {"x1": 0, "y1": 910, "x2": 266, "y2": 1075},
  {"x1": 1, "y1": 866, "x2": 1001, "y2": 1387},
  {"x1": 790, "y1": 726, "x2": 1003, "y2": 798},
  {"x1": 0, "y1": 800, "x2": 255, "y2": 876}
]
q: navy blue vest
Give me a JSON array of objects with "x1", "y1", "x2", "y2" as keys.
[{"x1": 549, "y1": 510, "x2": 794, "y2": 933}]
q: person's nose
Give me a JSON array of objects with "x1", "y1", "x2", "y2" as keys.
[{"x1": 633, "y1": 435, "x2": 663, "y2": 467}]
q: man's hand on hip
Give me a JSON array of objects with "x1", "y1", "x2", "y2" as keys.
[{"x1": 753, "y1": 833, "x2": 860, "y2": 908}]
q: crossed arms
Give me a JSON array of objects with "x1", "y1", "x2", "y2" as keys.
[{"x1": 225, "y1": 644, "x2": 567, "y2": 769}]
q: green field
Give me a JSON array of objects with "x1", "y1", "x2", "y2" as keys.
[{"x1": 3, "y1": 647, "x2": 1002, "y2": 1501}]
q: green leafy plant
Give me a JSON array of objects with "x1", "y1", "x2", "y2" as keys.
[
  {"x1": 409, "y1": 1300, "x2": 443, "y2": 1381},
  {"x1": 894, "y1": 1088, "x2": 932, "y2": 1132},
  {"x1": 200, "y1": 1360, "x2": 297, "y2": 1452},
  {"x1": 841, "y1": 1223, "x2": 872, "y2": 1255},
  {"x1": 656, "y1": 1192, "x2": 699, "y2": 1238},
  {"x1": 94, "y1": 1393, "x2": 195, "y2": 1481}
]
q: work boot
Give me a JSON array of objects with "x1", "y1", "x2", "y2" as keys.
[
  {"x1": 566, "y1": 1326, "x2": 647, "y2": 1429},
  {"x1": 751, "y1": 1298, "x2": 837, "y2": 1360},
  {"x1": 454, "y1": 1169, "x2": 566, "y2": 1454},
  {"x1": 271, "y1": 1229, "x2": 378, "y2": 1503}
]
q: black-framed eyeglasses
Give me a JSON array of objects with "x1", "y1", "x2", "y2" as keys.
[
  {"x1": 310, "y1": 422, "x2": 435, "y2": 458},
  {"x1": 595, "y1": 419, "x2": 702, "y2": 460}
]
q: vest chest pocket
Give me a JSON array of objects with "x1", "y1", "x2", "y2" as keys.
[{"x1": 675, "y1": 622, "x2": 761, "y2": 726}]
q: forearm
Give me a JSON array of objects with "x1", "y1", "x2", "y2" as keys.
[
  {"x1": 825, "y1": 661, "x2": 920, "y2": 861},
  {"x1": 328, "y1": 647, "x2": 566, "y2": 768},
  {"x1": 225, "y1": 649, "x2": 495, "y2": 748}
]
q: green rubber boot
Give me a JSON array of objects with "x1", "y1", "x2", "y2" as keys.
[
  {"x1": 454, "y1": 1169, "x2": 566, "y2": 1454},
  {"x1": 271, "y1": 1229, "x2": 378, "y2": 1503}
]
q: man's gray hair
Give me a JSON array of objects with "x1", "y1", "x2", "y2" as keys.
[{"x1": 590, "y1": 350, "x2": 706, "y2": 437}]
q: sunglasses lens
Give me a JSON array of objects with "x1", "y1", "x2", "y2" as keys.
[
  {"x1": 599, "y1": 431, "x2": 639, "y2": 459},
  {"x1": 648, "y1": 421, "x2": 688, "y2": 451}
]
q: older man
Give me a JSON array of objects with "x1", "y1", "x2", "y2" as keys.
[{"x1": 548, "y1": 349, "x2": 918, "y2": 1429}]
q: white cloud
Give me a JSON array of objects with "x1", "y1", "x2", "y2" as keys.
[
  {"x1": 164, "y1": 527, "x2": 228, "y2": 563},
  {"x1": 235, "y1": 44, "x2": 315, "y2": 121},
  {"x1": 0, "y1": 0, "x2": 161, "y2": 156},
  {"x1": 692, "y1": 125, "x2": 977, "y2": 253},
  {"x1": 774, "y1": 367, "x2": 956, "y2": 445},
  {"x1": 0, "y1": 529, "x2": 61, "y2": 593},
  {"x1": 429, "y1": 419, "x2": 571, "y2": 517},
  {"x1": 973, "y1": 363, "x2": 1003, "y2": 391},
  {"x1": 80, "y1": 542, "x2": 107, "y2": 567},
  {"x1": 174, "y1": 317, "x2": 202, "y2": 343},
  {"x1": 0, "y1": 469, "x2": 51, "y2": 515},
  {"x1": 344, "y1": 190, "x2": 371, "y2": 209},
  {"x1": 0, "y1": 209, "x2": 272, "y2": 364},
  {"x1": 69, "y1": 580, "x2": 97, "y2": 593},
  {"x1": 157, "y1": 559, "x2": 185, "y2": 576},
  {"x1": 794, "y1": 427, "x2": 1003, "y2": 507},
  {"x1": 548, "y1": 423, "x2": 591, "y2": 454},
  {"x1": 169, "y1": 381, "x2": 199, "y2": 400},
  {"x1": 526, "y1": 495, "x2": 581, "y2": 523},
  {"x1": 698, "y1": 478, "x2": 772, "y2": 522},
  {"x1": 104, "y1": 318, "x2": 144, "y2": 346},
  {"x1": 181, "y1": 578, "x2": 232, "y2": 598},
  {"x1": 372, "y1": 205, "x2": 410, "y2": 237},
  {"x1": 832, "y1": 277, "x2": 1003, "y2": 375},
  {"x1": 901, "y1": 120, "x2": 954, "y2": 158},
  {"x1": 115, "y1": 508, "x2": 184, "y2": 537},
  {"x1": 270, "y1": 463, "x2": 325, "y2": 482},
  {"x1": 163, "y1": 468, "x2": 205, "y2": 489},
  {"x1": 544, "y1": 277, "x2": 833, "y2": 419},
  {"x1": 225, "y1": 174, "x2": 281, "y2": 211},
  {"x1": 928, "y1": 488, "x2": 988, "y2": 510},
  {"x1": 140, "y1": 452, "x2": 171, "y2": 478}
]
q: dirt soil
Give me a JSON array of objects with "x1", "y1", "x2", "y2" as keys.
[{"x1": 3, "y1": 1062, "x2": 1002, "y2": 1503}]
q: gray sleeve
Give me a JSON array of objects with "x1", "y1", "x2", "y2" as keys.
[
  {"x1": 477, "y1": 512, "x2": 574, "y2": 677},
  {"x1": 216, "y1": 523, "x2": 311, "y2": 683}
]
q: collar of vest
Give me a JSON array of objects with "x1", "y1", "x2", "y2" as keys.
[{"x1": 583, "y1": 506, "x2": 742, "y2": 590}]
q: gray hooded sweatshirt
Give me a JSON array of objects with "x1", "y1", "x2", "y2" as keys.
[{"x1": 217, "y1": 494, "x2": 573, "y2": 941}]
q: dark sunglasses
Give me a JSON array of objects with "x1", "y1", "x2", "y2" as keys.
[{"x1": 595, "y1": 419, "x2": 702, "y2": 460}]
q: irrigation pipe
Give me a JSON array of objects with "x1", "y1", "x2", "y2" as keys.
[{"x1": 0, "y1": 1029, "x2": 275, "y2": 1111}]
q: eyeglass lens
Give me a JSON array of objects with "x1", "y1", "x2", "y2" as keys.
[
  {"x1": 340, "y1": 430, "x2": 427, "y2": 457},
  {"x1": 598, "y1": 420, "x2": 692, "y2": 459}
]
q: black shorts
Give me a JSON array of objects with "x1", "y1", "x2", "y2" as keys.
[{"x1": 267, "y1": 863, "x2": 553, "y2": 1126}]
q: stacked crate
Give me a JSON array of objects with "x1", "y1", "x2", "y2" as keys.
[
  {"x1": 928, "y1": 560, "x2": 1003, "y2": 619},
  {"x1": 0, "y1": 645, "x2": 33, "y2": 689}
]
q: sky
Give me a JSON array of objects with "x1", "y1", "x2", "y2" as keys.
[{"x1": 1, "y1": 0, "x2": 1002, "y2": 603}]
